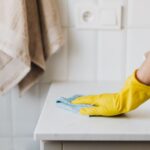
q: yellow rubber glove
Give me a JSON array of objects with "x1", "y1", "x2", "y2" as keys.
[{"x1": 71, "y1": 70, "x2": 150, "y2": 116}]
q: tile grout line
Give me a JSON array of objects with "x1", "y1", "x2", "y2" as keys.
[
  {"x1": 123, "y1": 0, "x2": 129, "y2": 80},
  {"x1": 65, "y1": 27, "x2": 69, "y2": 81},
  {"x1": 94, "y1": 0, "x2": 99, "y2": 82},
  {"x1": 94, "y1": 29, "x2": 99, "y2": 82},
  {"x1": 10, "y1": 89, "x2": 15, "y2": 150},
  {"x1": 66, "y1": 0, "x2": 70, "y2": 81}
]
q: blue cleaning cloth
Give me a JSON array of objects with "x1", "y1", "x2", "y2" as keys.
[{"x1": 56, "y1": 95, "x2": 92, "y2": 113}]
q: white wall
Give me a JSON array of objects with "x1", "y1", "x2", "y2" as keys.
[{"x1": 1, "y1": 0, "x2": 150, "y2": 149}]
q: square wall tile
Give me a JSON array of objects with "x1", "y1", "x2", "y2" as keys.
[
  {"x1": 126, "y1": 29, "x2": 150, "y2": 76},
  {"x1": 11, "y1": 85, "x2": 41, "y2": 136},
  {"x1": 128, "y1": 0, "x2": 150, "y2": 28},
  {"x1": 39, "y1": 83, "x2": 50, "y2": 111},
  {"x1": 68, "y1": 29, "x2": 97, "y2": 81},
  {"x1": 0, "y1": 92, "x2": 12, "y2": 136},
  {"x1": 0, "y1": 138, "x2": 12, "y2": 150},
  {"x1": 40, "y1": 28, "x2": 68, "y2": 82},
  {"x1": 13, "y1": 137, "x2": 39, "y2": 150},
  {"x1": 97, "y1": 30, "x2": 126, "y2": 81}
]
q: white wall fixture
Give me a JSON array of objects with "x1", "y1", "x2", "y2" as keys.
[
  {"x1": 75, "y1": 2, "x2": 123, "y2": 30},
  {"x1": 75, "y1": 2, "x2": 99, "y2": 29},
  {"x1": 99, "y1": 6, "x2": 122, "y2": 29}
]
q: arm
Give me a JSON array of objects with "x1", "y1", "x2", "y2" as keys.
[
  {"x1": 72, "y1": 51, "x2": 150, "y2": 116},
  {"x1": 137, "y1": 52, "x2": 150, "y2": 85}
]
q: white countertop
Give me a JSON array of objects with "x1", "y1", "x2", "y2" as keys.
[{"x1": 34, "y1": 82, "x2": 150, "y2": 141}]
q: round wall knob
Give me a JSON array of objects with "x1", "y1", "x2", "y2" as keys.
[{"x1": 82, "y1": 10, "x2": 94, "y2": 22}]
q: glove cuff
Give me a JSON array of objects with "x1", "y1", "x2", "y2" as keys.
[
  {"x1": 118, "y1": 70, "x2": 150, "y2": 113},
  {"x1": 131, "y1": 70, "x2": 150, "y2": 91}
]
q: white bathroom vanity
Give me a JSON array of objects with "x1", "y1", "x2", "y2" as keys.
[{"x1": 34, "y1": 82, "x2": 150, "y2": 150}]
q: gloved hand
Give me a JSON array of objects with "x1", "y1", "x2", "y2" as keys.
[{"x1": 71, "y1": 70, "x2": 150, "y2": 116}]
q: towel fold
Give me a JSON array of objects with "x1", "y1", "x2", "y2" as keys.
[{"x1": 0, "y1": 0, "x2": 64, "y2": 95}]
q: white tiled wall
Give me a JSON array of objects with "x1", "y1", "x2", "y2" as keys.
[
  {"x1": 1, "y1": 0, "x2": 150, "y2": 149},
  {"x1": 97, "y1": 30, "x2": 126, "y2": 81}
]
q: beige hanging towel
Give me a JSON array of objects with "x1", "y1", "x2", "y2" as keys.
[
  {"x1": 0, "y1": 0, "x2": 64, "y2": 94},
  {"x1": 0, "y1": 0, "x2": 64, "y2": 95}
]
